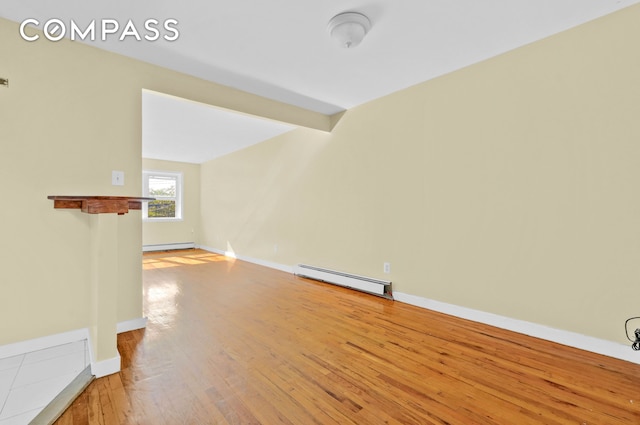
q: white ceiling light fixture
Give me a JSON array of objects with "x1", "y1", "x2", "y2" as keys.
[{"x1": 327, "y1": 11, "x2": 372, "y2": 49}]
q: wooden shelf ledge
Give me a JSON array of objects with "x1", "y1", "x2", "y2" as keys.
[{"x1": 48, "y1": 196, "x2": 155, "y2": 215}]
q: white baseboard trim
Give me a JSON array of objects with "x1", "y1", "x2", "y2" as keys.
[
  {"x1": 149, "y1": 244, "x2": 640, "y2": 365},
  {"x1": 0, "y1": 328, "x2": 90, "y2": 360},
  {"x1": 117, "y1": 317, "x2": 148, "y2": 333},
  {"x1": 198, "y1": 245, "x2": 294, "y2": 274},
  {"x1": 91, "y1": 354, "x2": 121, "y2": 378},
  {"x1": 0, "y1": 329, "x2": 95, "y2": 377},
  {"x1": 143, "y1": 242, "x2": 195, "y2": 252},
  {"x1": 0, "y1": 316, "x2": 148, "y2": 376},
  {"x1": 393, "y1": 291, "x2": 640, "y2": 365}
]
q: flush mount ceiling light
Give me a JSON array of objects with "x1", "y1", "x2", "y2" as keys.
[{"x1": 327, "y1": 12, "x2": 371, "y2": 49}]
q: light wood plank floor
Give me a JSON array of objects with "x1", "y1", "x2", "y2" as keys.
[{"x1": 56, "y1": 249, "x2": 640, "y2": 424}]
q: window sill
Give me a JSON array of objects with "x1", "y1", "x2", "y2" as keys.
[{"x1": 143, "y1": 218, "x2": 184, "y2": 222}]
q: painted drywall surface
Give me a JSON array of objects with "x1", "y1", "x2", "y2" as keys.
[
  {"x1": 0, "y1": 19, "x2": 144, "y2": 360},
  {"x1": 142, "y1": 159, "x2": 201, "y2": 247},
  {"x1": 0, "y1": 17, "x2": 323, "y2": 360},
  {"x1": 89, "y1": 214, "x2": 119, "y2": 362},
  {"x1": 200, "y1": 4, "x2": 640, "y2": 344},
  {"x1": 117, "y1": 214, "x2": 144, "y2": 325}
]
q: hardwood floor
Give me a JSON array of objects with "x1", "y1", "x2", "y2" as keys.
[{"x1": 56, "y1": 249, "x2": 640, "y2": 424}]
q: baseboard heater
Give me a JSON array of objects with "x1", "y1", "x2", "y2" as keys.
[
  {"x1": 143, "y1": 242, "x2": 195, "y2": 252},
  {"x1": 295, "y1": 264, "x2": 393, "y2": 300}
]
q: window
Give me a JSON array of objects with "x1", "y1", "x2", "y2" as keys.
[{"x1": 143, "y1": 171, "x2": 183, "y2": 220}]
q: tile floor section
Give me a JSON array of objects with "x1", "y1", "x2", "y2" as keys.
[{"x1": 0, "y1": 341, "x2": 89, "y2": 425}]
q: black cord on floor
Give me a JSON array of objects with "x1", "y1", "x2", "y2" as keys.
[{"x1": 625, "y1": 317, "x2": 640, "y2": 341}]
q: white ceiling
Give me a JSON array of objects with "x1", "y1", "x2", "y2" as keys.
[
  {"x1": 142, "y1": 91, "x2": 294, "y2": 163},
  {"x1": 3, "y1": 0, "x2": 639, "y2": 163}
]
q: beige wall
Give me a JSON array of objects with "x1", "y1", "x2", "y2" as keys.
[
  {"x1": 3, "y1": 2, "x2": 639, "y2": 359},
  {"x1": 0, "y1": 19, "x2": 142, "y2": 353},
  {"x1": 142, "y1": 159, "x2": 201, "y2": 247},
  {"x1": 0, "y1": 17, "x2": 323, "y2": 361},
  {"x1": 200, "y1": 4, "x2": 640, "y2": 344}
]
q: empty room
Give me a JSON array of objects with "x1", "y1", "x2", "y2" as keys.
[{"x1": 1, "y1": 1, "x2": 640, "y2": 424}]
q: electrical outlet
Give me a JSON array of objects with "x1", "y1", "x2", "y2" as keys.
[
  {"x1": 383, "y1": 262, "x2": 391, "y2": 274},
  {"x1": 112, "y1": 170, "x2": 124, "y2": 186}
]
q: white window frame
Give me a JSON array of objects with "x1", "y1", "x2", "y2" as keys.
[{"x1": 142, "y1": 170, "x2": 183, "y2": 221}]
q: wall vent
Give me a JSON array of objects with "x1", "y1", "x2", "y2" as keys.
[{"x1": 295, "y1": 264, "x2": 393, "y2": 299}]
